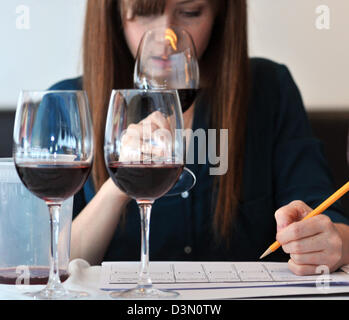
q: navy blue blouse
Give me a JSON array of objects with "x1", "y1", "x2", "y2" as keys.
[{"x1": 50, "y1": 58, "x2": 349, "y2": 262}]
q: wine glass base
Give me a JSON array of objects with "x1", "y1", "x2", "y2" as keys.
[
  {"x1": 110, "y1": 286, "x2": 179, "y2": 299},
  {"x1": 24, "y1": 287, "x2": 89, "y2": 300}
]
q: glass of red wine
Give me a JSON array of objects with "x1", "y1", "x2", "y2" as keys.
[
  {"x1": 104, "y1": 89, "x2": 184, "y2": 299},
  {"x1": 134, "y1": 25, "x2": 200, "y2": 112},
  {"x1": 134, "y1": 26, "x2": 199, "y2": 196},
  {"x1": 13, "y1": 90, "x2": 93, "y2": 299}
]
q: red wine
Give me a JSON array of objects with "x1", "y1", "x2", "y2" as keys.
[
  {"x1": 177, "y1": 88, "x2": 199, "y2": 112},
  {"x1": 0, "y1": 266, "x2": 69, "y2": 285},
  {"x1": 15, "y1": 162, "x2": 91, "y2": 202},
  {"x1": 108, "y1": 162, "x2": 183, "y2": 200}
]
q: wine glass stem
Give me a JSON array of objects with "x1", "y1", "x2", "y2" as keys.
[
  {"x1": 137, "y1": 201, "x2": 153, "y2": 288},
  {"x1": 46, "y1": 204, "x2": 64, "y2": 291}
]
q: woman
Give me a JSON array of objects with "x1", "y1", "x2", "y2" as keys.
[{"x1": 51, "y1": 0, "x2": 349, "y2": 275}]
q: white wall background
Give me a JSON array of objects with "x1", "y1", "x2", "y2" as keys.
[
  {"x1": 248, "y1": 0, "x2": 349, "y2": 110},
  {"x1": 0, "y1": 0, "x2": 348, "y2": 110},
  {"x1": 0, "y1": 0, "x2": 86, "y2": 109}
]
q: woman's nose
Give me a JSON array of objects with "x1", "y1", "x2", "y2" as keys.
[{"x1": 151, "y1": 14, "x2": 176, "y2": 30}]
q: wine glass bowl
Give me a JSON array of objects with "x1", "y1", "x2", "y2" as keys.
[
  {"x1": 104, "y1": 89, "x2": 184, "y2": 298},
  {"x1": 134, "y1": 26, "x2": 200, "y2": 112},
  {"x1": 13, "y1": 90, "x2": 93, "y2": 299}
]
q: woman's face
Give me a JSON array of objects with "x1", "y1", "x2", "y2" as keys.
[{"x1": 123, "y1": 0, "x2": 216, "y2": 60}]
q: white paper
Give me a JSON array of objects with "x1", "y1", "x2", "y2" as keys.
[
  {"x1": 100, "y1": 261, "x2": 349, "y2": 291},
  {"x1": 2, "y1": 260, "x2": 349, "y2": 300}
]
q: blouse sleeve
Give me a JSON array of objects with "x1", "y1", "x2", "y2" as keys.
[{"x1": 272, "y1": 65, "x2": 349, "y2": 225}]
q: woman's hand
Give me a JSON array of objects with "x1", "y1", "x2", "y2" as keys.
[
  {"x1": 275, "y1": 200, "x2": 344, "y2": 275},
  {"x1": 119, "y1": 111, "x2": 172, "y2": 162}
]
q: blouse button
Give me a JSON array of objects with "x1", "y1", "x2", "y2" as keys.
[
  {"x1": 184, "y1": 246, "x2": 192, "y2": 254},
  {"x1": 181, "y1": 191, "x2": 189, "y2": 199}
]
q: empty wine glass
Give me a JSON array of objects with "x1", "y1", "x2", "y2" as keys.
[
  {"x1": 104, "y1": 89, "x2": 184, "y2": 299},
  {"x1": 13, "y1": 90, "x2": 93, "y2": 299}
]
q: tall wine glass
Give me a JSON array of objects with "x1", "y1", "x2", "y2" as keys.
[
  {"x1": 104, "y1": 89, "x2": 184, "y2": 299},
  {"x1": 134, "y1": 26, "x2": 200, "y2": 112},
  {"x1": 13, "y1": 90, "x2": 93, "y2": 299},
  {"x1": 134, "y1": 26, "x2": 199, "y2": 195}
]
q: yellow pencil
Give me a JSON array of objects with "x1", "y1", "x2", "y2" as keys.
[{"x1": 260, "y1": 181, "x2": 349, "y2": 259}]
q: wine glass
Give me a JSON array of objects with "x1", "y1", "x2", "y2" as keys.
[
  {"x1": 134, "y1": 26, "x2": 199, "y2": 196},
  {"x1": 13, "y1": 90, "x2": 93, "y2": 299},
  {"x1": 134, "y1": 25, "x2": 200, "y2": 112},
  {"x1": 104, "y1": 89, "x2": 184, "y2": 299}
]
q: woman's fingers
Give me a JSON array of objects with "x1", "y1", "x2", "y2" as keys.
[
  {"x1": 287, "y1": 259, "x2": 319, "y2": 276},
  {"x1": 276, "y1": 215, "x2": 331, "y2": 245},
  {"x1": 274, "y1": 200, "x2": 312, "y2": 232},
  {"x1": 126, "y1": 122, "x2": 159, "y2": 141},
  {"x1": 281, "y1": 232, "x2": 327, "y2": 254},
  {"x1": 119, "y1": 111, "x2": 173, "y2": 161},
  {"x1": 289, "y1": 251, "x2": 327, "y2": 265},
  {"x1": 142, "y1": 110, "x2": 171, "y2": 131}
]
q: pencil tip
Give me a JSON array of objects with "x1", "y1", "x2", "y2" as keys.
[{"x1": 259, "y1": 248, "x2": 271, "y2": 260}]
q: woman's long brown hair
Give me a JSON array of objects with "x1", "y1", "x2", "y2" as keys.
[{"x1": 83, "y1": 0, "x2": 250, "y2": 243}]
